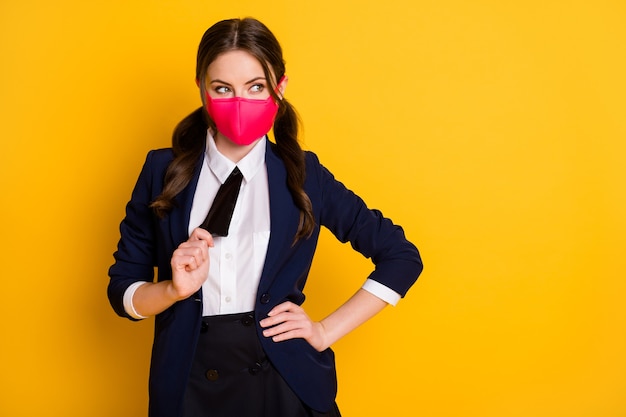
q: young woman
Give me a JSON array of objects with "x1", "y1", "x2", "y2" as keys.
[{"x1": 108, "y1": 17, "x2": 423, "y2": 417}]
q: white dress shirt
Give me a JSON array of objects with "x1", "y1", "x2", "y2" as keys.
[{"x1": 124, "y1": 132, "x2": 400, "y2": 319}]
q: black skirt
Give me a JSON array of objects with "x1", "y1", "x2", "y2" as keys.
[{"x1": 182, "y1": 312, "x2": 341, "y2": 417}]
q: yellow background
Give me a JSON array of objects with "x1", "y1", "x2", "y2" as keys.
[{"x1": 1, "y1": 1, "x2": 625, "y2": 416}]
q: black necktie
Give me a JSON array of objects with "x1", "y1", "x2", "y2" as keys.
[{"x1": 199, "y1": 167, "x2": 243, "y2": 237}]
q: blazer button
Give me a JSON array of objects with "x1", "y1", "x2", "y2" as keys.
[
  {"x1": 205, "y1": 369, "x2": 219, "y2": 381},
  {"x1": 260, "y1": 293, "x2": 271, "y2": 304}
]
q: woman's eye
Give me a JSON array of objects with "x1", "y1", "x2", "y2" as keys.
[
  {"x1": 250, "y1": 84, "x2": 265, "y2": 93},
  {"x1": 215, "y1": 86, "x2": 231, "y2": 94}
]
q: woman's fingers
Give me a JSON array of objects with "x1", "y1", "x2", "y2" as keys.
[
  {"x1": 262, "y1": 318, "x2": 310, "y2": 339},
  {"x1": 260, "y1": 302, "x2": 303, "y2": 330},
  {"x1": 172, "y1": 241, "x2": 208, "y2": 270},
  {"x1": 189, "y1": 227, "x2": 215, "y2": 247},
  {"x1": 267, "y1": 300, "x2": 298, "y2": 315},
  {"x1": 173, "y1": 228, "x2": 215, "y2": 269},
  {"x1": 169, "y1": 229, "x2": 213, "y2": 299},
  {"x1": 260, "y1": 302, "x2": 327, "y2": 351}
]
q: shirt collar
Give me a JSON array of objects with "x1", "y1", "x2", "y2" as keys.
[{"x1": 205, "y1": 131, "x2": 266, "y2": 184}]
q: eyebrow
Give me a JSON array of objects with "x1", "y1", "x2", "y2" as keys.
[{"x1": 210, "y1": 76, "x2": 267, "y2": 86}]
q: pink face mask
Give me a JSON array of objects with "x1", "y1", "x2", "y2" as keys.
[{"x1": 204, "y1": 78, "x2": 284, "y2": 146}]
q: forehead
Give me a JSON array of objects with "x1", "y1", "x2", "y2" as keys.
[{"x1": 207, "y1": 50, "x2": 266, "y2": 81}]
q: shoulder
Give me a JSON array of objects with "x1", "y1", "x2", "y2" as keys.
[
  {"x1": 302, "y1": 150, "x2": 329, "y2": 190},
  {"x1": 145, "y1": 148, "x2": 175, "y2": 166},
  {"x1": 303, "y1": 150, "x2": 336, "y2": 183},
  {"x1": 304, "y1": 149, "x2": 321, "y2": 165},
  {"x1": 131, "y1": 148, "x2": 176, "y2": 191},
  {"x1": 139, "y1": 148, "x2": 175, "y2": 177},
  {"x1": 304, "y1": 150, "x2": 322, "y2": 172}
]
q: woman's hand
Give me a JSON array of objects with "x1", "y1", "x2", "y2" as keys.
[
  {"x1": 259, "y1": 302, "x2": 329, "y2": 352},
  {"x1": 131, "y1": 228, "x2": 214, "y2": 317},
  {"x1": 259, "y1": 289, "x2": 389, "y2": 353},
  {"x1": 169, "y1": 227, "x2": 214, "y2": 301}
]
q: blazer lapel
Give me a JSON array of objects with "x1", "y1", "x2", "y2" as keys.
[
  {"x1": 258, "y1": 142, "x2": 300, "y2": 293},
  {"x1": 168, "y1": 150, "x2": 205, "y2": 247}
]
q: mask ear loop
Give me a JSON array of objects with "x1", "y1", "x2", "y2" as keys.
[{"x1": 274, "y1": 75, "x2": 287, "y2": 99}]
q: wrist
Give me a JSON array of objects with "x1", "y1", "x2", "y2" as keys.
[
  {"x1": 314, "y1": 321, "x2": 331, "y2": 352},
  {"x1": 165, "y1": 280, "x2": 186, "y2": 302}
]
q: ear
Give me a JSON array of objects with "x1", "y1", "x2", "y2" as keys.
[
  {"x1": 277, "y1": 75, "x2": 288, "y2": 98},
  {"x1": 195, "y1": 78, "x2": 200, "y2": 87}
]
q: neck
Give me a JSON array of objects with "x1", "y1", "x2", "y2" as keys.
[{"x1": 214, "y1": 133, "x2": 263, "y2": 163}]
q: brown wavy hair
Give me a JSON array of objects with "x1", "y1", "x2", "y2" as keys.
[{"x1": 150, "y1": 18, "x2": 314, "y2": 240}]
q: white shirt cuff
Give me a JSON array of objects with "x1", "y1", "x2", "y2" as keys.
[
  {"x1": 123, "y1": 281, "x2": 149, "y2": 319},
  {"x1": 361, "y1": 279, "x2": 402, "y2": 306}
]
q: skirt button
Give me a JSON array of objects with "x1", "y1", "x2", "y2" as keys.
[{"x1": 205, "y1": 369, "x2": 219, "y2": 381}]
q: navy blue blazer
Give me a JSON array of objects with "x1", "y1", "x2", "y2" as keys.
[{"x1": 108, "y1": 139, "x2": 422, "y2": 416}]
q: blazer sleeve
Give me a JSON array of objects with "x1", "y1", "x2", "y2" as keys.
[
  {"x1": 308, "y1": 152, "x2": 423, "y2": 297},
  {"x1": 107, "y1": 149, "x2": 170, "y2": 320}
]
